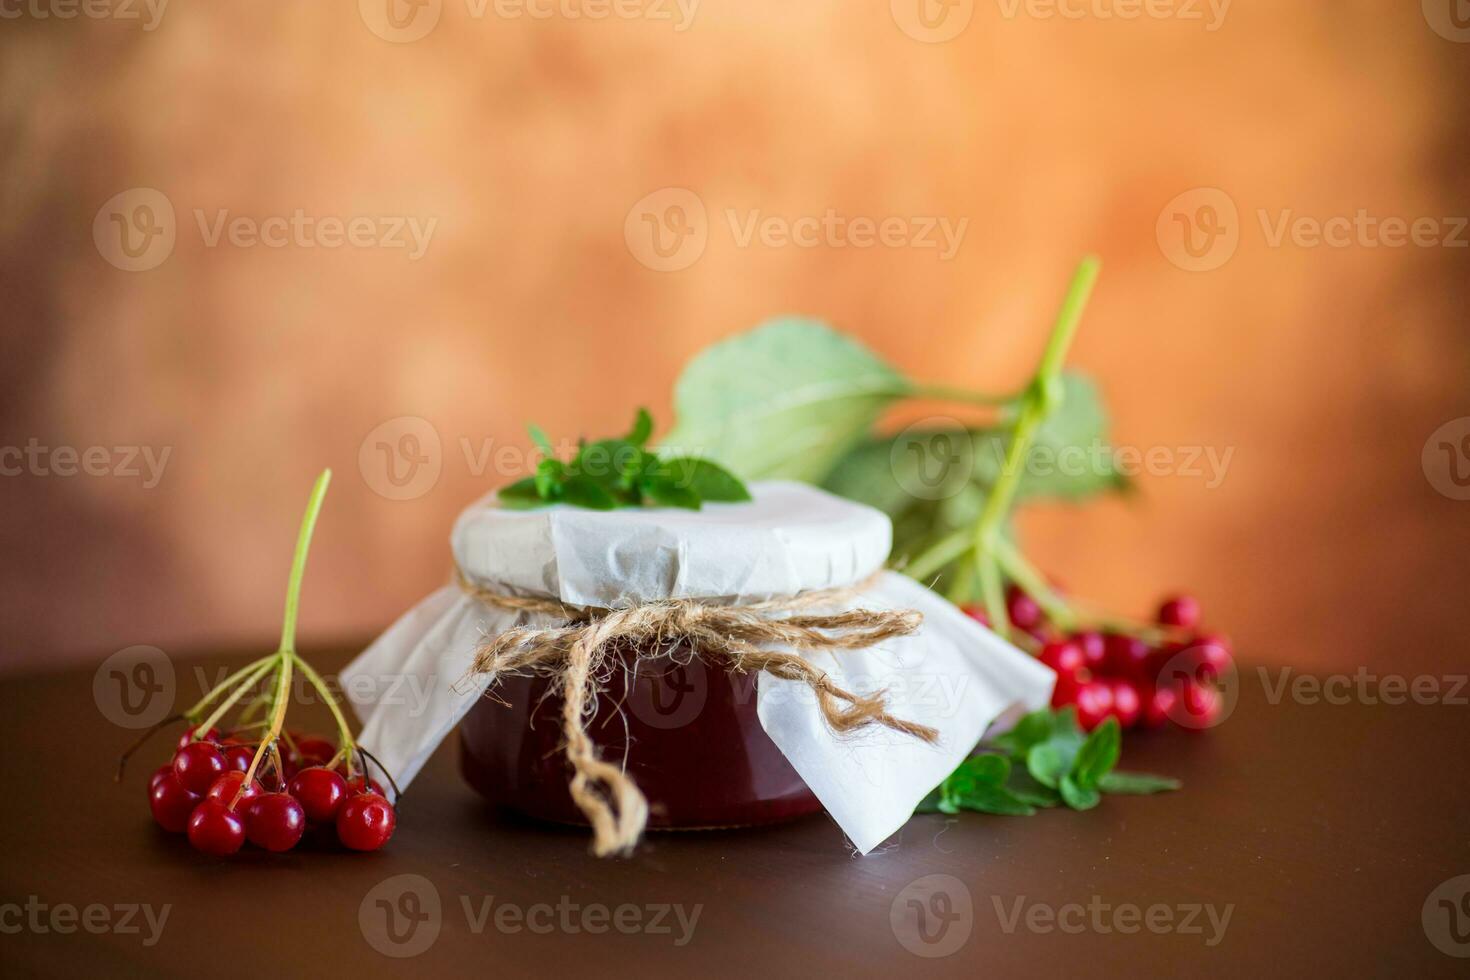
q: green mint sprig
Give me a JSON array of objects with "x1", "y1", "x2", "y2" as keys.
[
  {"x1": 499, "y1": 408, "x2": 752, "y2": 511},
  {"x1": 915, "y1": 707, "x2": 1179, "y2": 816}
]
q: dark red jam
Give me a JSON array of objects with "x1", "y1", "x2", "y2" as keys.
[{"x1": 459, "y1": 644, "x2": 823, "y2": 829}]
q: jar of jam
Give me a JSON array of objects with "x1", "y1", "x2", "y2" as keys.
[
  {"x1": 459, "y1": 645, "x2": 823, "y2": 828},
  {"x1": 344, "y1": 480, "x2": 1052, "y2": 854}
]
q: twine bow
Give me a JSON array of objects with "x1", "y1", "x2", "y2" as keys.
[{"x1": 455, "y1": 568, "x2": 938, "y2": 857}]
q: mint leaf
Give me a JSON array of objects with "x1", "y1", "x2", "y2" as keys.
[
  {"x1": 498, "y1": 477, "x2": 541, "y2": 503},
  {"x1": 952, "y1": 782, "x2": 1036, "y2": 817},
  {"x1": 658, "y1": 457, "x2": 752, "y2": 503},
  {"x1": 1071, "y1": 717, "x2": 1121, "y2": 790},
  {"x1": 643, "y1": 478, "x2": 701, "y2": 510},
  {"x1": 533, "y1": 458, "x2": 566, "y2": 499},
  {"x1": 1059, "y1": 775, "x2": 1101, "y2": 811},
  {"x1": 559, "y1": 475, "x2": 617, "y2": 510},
  {"x1": 990, "y1": 709, "x2": 1055, "y2": 760},
  {"x1": 1027, "y1": 744, "x2": 1066, "y2": 789},
  {"x1": 528, "y1": 423, "x2": 555, "y2": 458},
  {"x1": 663, "y1": 319, "x2": 910, "y2": 483},
  {"x1": 625, "y1": 408, "x2": 654, "y2": 448},
  {"x1": 1098, "y1": 771, "x2": 1181, "y2": 795},
  {"x1": 1005, "y1": 768, "x2": 1062, "y2": 808}
]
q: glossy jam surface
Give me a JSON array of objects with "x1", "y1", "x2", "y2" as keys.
[{"x1": 460, "y1": 647, "x2": 822, "y2": 828}]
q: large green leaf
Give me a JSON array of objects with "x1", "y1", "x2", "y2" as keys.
[
  {"x1": 661, "y1": 319, "x2": 911, "y2": 482},
  {"x1": 823, "y1": 372, "x2": 1123, "y2": 515}
]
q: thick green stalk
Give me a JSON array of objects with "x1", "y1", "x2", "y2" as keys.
[{"x1": 971, "y1": 257, "x2": 1100, "y2": 637}]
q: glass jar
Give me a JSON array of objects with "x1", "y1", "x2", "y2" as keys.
[{"x1": 459, "y1": 644, "x2": 823, "y2": 829}]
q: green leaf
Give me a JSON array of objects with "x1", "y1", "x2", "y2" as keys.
[
  {"x1": 1071, "y1": 717, "x2": 1122, "y2": 790},
  {"x1": 989, "y1": 709, "x2": 1055, "y2": 760},
  {"x1": 951, "y1": 782, "x2": 1036, "y2": 817},
  {"x1": 528, "y1": 423, "x2": 555, "y2": 458},
  {"x1": 1004, "y1": 768, "x2": 1063, "y2": 808},
  {"x1": 643, "y1": 478, "x2": 701, "y2": 510},
  {"x1": 657, "y1": 457, "x2": 752, "y2": 503},
  {"x1": 533, "y1": 457, "x2": 566, "y2": 499},
  {"x1": 559, "y1": 475, "x2": 617, "y2": 510},
  {"x1": 1098, "y1": 771, "x2": 1181, "y2": 795},
  {"x1": 1059, "y1": 775, "x2": 1101, "y2": 811},
  {"x1": 1027, "y1": 743, "x2": 1066, "y2": 789},
  {"x1": 662, "y1": 319, "x2": 911, "y2": 482},
  {"x1": 498, "y1": 476, "x2": 541, "y2": 503},
  {"x1": 625, "y1": 408, "x2": 654, "y2": 448}
]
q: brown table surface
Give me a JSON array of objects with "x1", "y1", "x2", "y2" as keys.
[{"x1": 1, "y1": 646, "x2": 1467, "y2": 978}]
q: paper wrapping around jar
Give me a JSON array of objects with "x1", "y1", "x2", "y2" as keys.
[{"x1": 341, "y1": 480, "x2": 1054, "y2": 854}]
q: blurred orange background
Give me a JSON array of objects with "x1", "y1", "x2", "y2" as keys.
[{"x1": 1, "y1": 2, "x2": 1467, "y2": 675}]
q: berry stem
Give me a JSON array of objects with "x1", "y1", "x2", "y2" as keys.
[
  {"x1": 992, "y1": 538, "x2": 1076, "y2": 630},
  {"x1": 278, "y1": 470, "x2": 332, "y2": 655},
  {"x1": 290, "y1": 651, "x2": 357, "y2": 762},
  {"x1": 181, "y1": 653, "x2": 276, "y2": 723},
  {"x1": 195, "y1": 657, "x2": 279, "y2": 738},
  {"x1": 970, "y1": 256, "x2": 1099, "y2": 639}
]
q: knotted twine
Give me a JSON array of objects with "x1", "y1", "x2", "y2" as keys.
[{"x1": 454, "y1": 568, "x2": 939, "y2": 857}]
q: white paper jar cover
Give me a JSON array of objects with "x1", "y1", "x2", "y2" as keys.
[{"x1": 342, "y1": 480, "x2": 1054, "y2": 854}]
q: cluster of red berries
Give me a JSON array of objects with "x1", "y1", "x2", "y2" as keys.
[
  {"x1": 966, "y1": 588, "x2": 1233, "y2": 732},
  {"x1": 148, "y1": 727, "x2": 396, "y2": 856}
]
